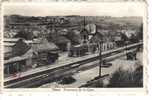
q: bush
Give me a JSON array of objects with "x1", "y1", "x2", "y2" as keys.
[
  {"x1": 58, "y1": 76, "x2": 76, "y2": 85},
  {"x1": 107, "y1": 65, "x2": 143, "y2": 87}
]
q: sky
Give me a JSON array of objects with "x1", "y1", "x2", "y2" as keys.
[{"x1": 2, "y1": 2, "x2": 146, "y2": 17}]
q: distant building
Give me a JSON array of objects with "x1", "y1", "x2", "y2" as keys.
[{"x1": 90, "y1": 31, "x2": 115, "y2": 51}]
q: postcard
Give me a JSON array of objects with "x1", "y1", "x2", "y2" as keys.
[{"x1": 0, "y1": 0, "x2": 148, "y2": 95}]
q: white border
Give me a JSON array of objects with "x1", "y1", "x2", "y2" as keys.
[{"x1": 0, "y1": 1, "x2": 148, "y2": 95}]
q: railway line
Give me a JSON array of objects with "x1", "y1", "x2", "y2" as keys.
[{"x1": 4, "y1": 42, "x2": 143, "y2": 88}]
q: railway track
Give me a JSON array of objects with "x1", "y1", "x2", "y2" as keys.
[{"x1": 4, "y1": 42, "x2": 143, "y2": 88}]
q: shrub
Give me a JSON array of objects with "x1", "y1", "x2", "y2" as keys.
[
  {"x1": 58, "y1": 76, "x2": 76, "y2": 85},
  {"x1": 107, "y1": 65, "x2": 143, "y2": 87}
]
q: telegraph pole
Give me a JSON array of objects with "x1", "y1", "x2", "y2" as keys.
[
  {"x1": 84, "y1": 16, "x2": 86, "y2": 28},
  {"x1": 99, "y1": 41, "x2": 102, "y2": 77}
]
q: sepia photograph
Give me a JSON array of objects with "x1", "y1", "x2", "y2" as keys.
[{"x1": 1, "y1": 2, "x2": 146, "y2": 90}]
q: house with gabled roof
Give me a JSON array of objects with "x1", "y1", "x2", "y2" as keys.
[
  {"x1": 4, "y1": 38, "x2": 33, "y2": 77},
  {"x1": 89, "y1": 30, "x2": 116, "y2": 51}
]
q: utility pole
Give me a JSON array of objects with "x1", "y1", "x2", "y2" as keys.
[{"x1": 99, "y1": 41, "x2": 102, "y2": 77}]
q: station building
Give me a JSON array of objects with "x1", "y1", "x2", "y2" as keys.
[{"x1": 4, "y1": 38, "x2": 59, "y2": 77}]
